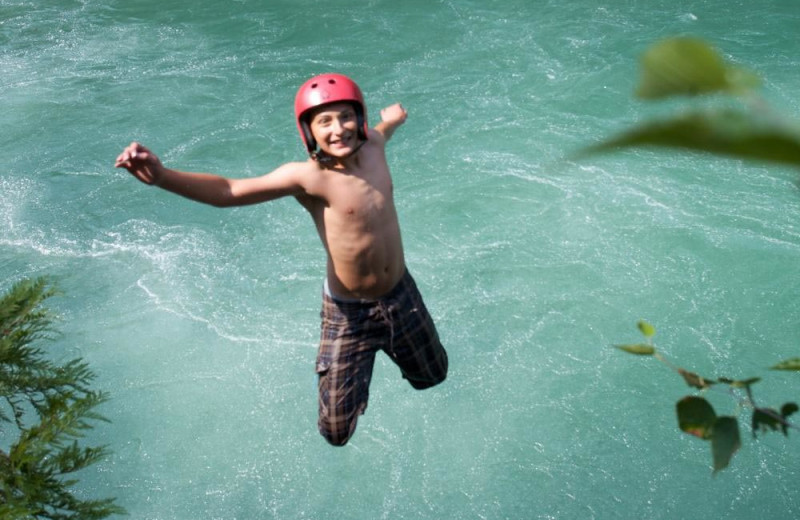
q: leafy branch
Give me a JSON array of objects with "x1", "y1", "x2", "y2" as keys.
[
  {"x1": 616, "y1": 321, "x2": 798, "y2": 474},
  {"x1": 577, "y1": 36, "x2": 800, "y2": 474},
  {"x1": 577, "y1": 37, "x2": 800, "y2": 168},
  {"x1": 0, "y1": 278, "x2": 124, "y2": 519}
]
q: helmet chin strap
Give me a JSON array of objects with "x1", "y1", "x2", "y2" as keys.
[{"x1": 313, "y1": 138, "x2": 366, "y2": 165}]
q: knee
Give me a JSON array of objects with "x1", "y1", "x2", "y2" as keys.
[
  {"x1": 318, "y1": 409, "x2": 360, "y2": 446},
  {"x1": 408, "y1": 371, "x2": 447, "y2": 390},
  {"x1": 407, "y1": 351, "x2": 448, "y2": 390},
  {"x1": 318, "y1": 422, "x2": 354, "y2": 447}
]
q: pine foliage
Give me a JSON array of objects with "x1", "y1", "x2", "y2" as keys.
[{"x1": 0, "y1": 278, "x2": 124, "y2": 519}]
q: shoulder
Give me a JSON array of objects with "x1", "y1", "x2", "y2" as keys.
[
  {"x1": 274, "y1": 159, "x2": 318, "y2": 174},
  {"x1": 287, "y1": 158, "x2": 330, "y2": 195},
  {"x1": 268, "y1": 159, "x2": 322, "y2": 183}
]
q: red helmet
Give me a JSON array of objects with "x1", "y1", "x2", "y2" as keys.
[{"x1": 294, "y1": 73, "x2": 368, "y2": 155}]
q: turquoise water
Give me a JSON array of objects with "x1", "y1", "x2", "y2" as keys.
[{"x1": 3, "y1": 0, "x2": 800, "y2": 518}]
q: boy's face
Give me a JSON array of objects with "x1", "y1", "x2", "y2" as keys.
[{"x1": 309, "y1": 102, "x2": 360, "y2": 158}]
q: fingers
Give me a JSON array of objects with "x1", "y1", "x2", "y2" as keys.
[
  {"x1": 381, "y1": 103, "x2": 407, "y2": 118},
  {"x1": 115, "y1": 142, "x2": 158, "y2": 170},
  {"x1": 115, "y1": 142, "x2": 134, "y2": 168},
  {"x1": 114, "y1": 142, "x2": 162, "y2": 186},
  {"x1": 115, "y1": 142, "x2": 144, "y2": 168}
]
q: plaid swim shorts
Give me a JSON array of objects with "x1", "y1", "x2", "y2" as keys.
[{"x1": 316, "y1": 269, "x2": 448, "y2": 446}]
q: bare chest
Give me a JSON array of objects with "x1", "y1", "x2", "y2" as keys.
[{"x1": 326, "y1": 170, "x2": 395, "y2": 223}]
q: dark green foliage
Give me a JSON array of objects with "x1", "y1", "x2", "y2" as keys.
[
  {"x1": 577, "y1": 37, "x2": 800, "y2": 170},
  {"x1": 0, "y1": 278, "x2": 124, "y2": 519},
  {"x1": 582, "y1": 109, "x2": 800, "y2": 169},
  {"x1": 614, "y1": 320, "x2": 656, "y2": 355},
  {"x1": 710, "y1": 417, "x2": 741, "y2": 475},
  {"x1": 752, "y1": 403, "x2": 799, "y2": 438},
  {"x1": 617, "y1": 321, "x2": 797, "y2": 474},
  {"x1": 675, "y1": 397, "x2": 740, "y2": 474},
  {"x1": 585, "y1": 37, "x2": 800, "y2": 474},
  {"x1": 614, "y1": 343, "x2": 654, "y2": 356},
  {"x1": 770, "y1": 358, "x2": 800, "y2": 371},
  {"x1": 676, "y1": 396, "x2": 716, "y2": 440},
  {"x1": 635, "y1": 37, "x2": 759, "y2": 99},
  {"x1": 678, "y1": 369, "x2": 716, "y2": 390}
]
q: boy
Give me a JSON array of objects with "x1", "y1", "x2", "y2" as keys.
[{"x1": 115, "y1": 73, "x2": 448, "y2": 446}]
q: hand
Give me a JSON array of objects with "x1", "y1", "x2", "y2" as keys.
[
  {"x1": 380, "y1": 103, "x2": 408, "y2": 126},
  {"x1": 114, "y1": 142, "x2": 165, "y2": 186}
]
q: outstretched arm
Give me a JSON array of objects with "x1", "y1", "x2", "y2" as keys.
[
  {"x1": 374, "y1": 103, "x2": 408, "y2": 142},
  {"x1": 114, "y1": 142, "x2": 306, "y2": 207}
]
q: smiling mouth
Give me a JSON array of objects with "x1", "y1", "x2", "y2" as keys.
[
  {"x1": 316, "y1": 137, "x2": 365, "y2": 163},
  {"x1": 331, "y1": 136, "x2": 353, "y2": 148}
]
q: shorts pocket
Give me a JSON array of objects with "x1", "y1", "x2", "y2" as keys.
[{"x1": 315, "y1": 359, "x2": 331, "y2": 375}]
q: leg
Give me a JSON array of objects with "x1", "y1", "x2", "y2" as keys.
[
  {"x1": 384, "y1": 273, "x2": 449, "y2": 390},
  {"x1": 316, "y1": 296, "x2": 380, "y2": 446},
  {"x1": 316, "y1": 351, "x2": 376, "y2": 446}
]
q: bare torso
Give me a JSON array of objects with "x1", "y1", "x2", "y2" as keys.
[
  {"x1": 296, "y1": 132, "x2": 405, "y2": 300},
  {"x1": 114, "y1": 106, "x2": 409, "y2": 300}
]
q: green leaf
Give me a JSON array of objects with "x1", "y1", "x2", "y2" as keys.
[
  {"x1": 770, "y1": 357, "x2": 800, "y2": 371},
  {"x1": 677, "y1": 396, "x2": 716, "y2": 440},
  {"x1": 614, "y1": 343, "x2": 655, "y2": 356},
  {"x1": 711, "y1": 416, "x2": 741, "y2": 475},
  {"x1": 636, "y1": 37, "x2": 760, "y2": 99},
  {"x1": 579, "y1": 109, "x2": 800, "y2": 168},
  {"x1": 750, "y1": 404, "x2": 796, "y2": 438},
  {"x1": 752, "y1": 407, "x2": 783, "y2": 438},
  {"x1": 781, "y1": 402, "x2": 798, "y2": 419},
  {"x1": 678, "y1": 369, "x2": 716, "y2": 390},
  {"x1": 717, "y1": 376, "x2": 761, "y2": 388},
  {"x1": 780, "y1": 403, "x2": 798, "y2": 435},
  {"x1": 637, "y1": 320, "x2": 656, "y2": 338}
]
